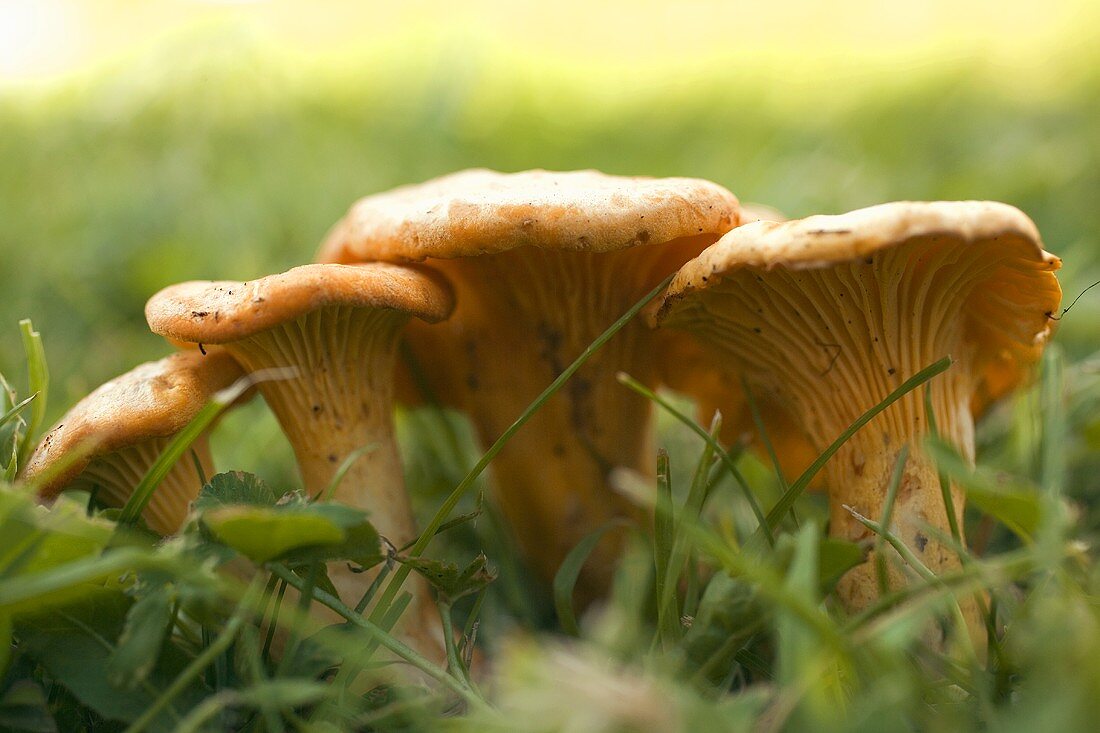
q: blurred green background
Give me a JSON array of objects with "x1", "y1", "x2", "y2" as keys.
[{"x1": 1, "y1": 0, "x2": 1098, "y2": 487}]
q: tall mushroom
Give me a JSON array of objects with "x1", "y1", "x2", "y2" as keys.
[
  {"x1": 21, "y1": 349, "x2": 243, "y2": 534},
  {"x1": 145, "y1": 262, "x2": 455, "y2": 659},
  {"x1": 652, "y1": 201, "x2": 1061, "y2": 619},
  {"x1": 317, "y1": 169, "x2": 741, "y2": 597}
]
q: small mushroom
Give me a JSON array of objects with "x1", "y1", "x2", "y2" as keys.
[
  {"x1": 318, "y1": 169, "x2": 741, "y2": 597},
  {"x1": 145, "y1": 262, "x2": 455, "y2": 658},
  {"x1": 652, "y1": 201, "x2": 1061, "y2": 624},
  {"x1": 20, "y1": 349, "x2": 243, "y2": 534}
]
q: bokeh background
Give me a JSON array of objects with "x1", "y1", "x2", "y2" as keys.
[{"x1": 1, "y1": 0, "x2": 1098, "y2": 488}]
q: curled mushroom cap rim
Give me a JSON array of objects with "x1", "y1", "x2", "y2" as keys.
[
  {"x1": 21, "y1": 348, "x2": 243, "y2": 498},
  {"x1": 145, "y1": 263, "x2": 455, "y2": 344},
  {"x1": 317, "y1": 168, "x2": 742, "y2": 263},
  {"x1": 653, "y1": 200, "x2": 1060, "y2": 318}
]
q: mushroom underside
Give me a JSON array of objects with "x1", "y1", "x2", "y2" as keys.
[
  {"x1": 68, "y1": 436, "x2": 213, "y2": 535},
  {"x1": 402, "y1": 243, "x2": 714, "y2": 595},
  {"x1": 661, "y1": 235, "x2": 1057, "y2": 616}
]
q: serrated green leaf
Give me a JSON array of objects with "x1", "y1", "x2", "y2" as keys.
[
  {"x1": 192, "y1": 471, "x2": 281, "y2": 512},
  {"x1": 202, "y1": 506, "x2": 347, "y2": 563},
  {"x1": 106, "y1": 588, "x2": 174, "y2": 690},
  {"x1": 405, "y1": 553, "x2": 496, "y2": 603}
]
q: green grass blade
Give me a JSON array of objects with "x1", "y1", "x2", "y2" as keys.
[
  {"x1": 16, "y1": 319, "x2": 48, "y2": 468},
  {"x1": 1039, "y1": 344, "x2": 1066, "y2": 498},
  {"x1": 652, "y1": 449, "x2": 677, "y2": 646},
  {"x1": 554, "y1": 519, "x2": 631, "y2": 636},
  {"x1": 616, "y1": 372, "x2": 773, "y2": 546},
  {"x1": 266, "y1": 562, "x2": 486, "y2": 709},
  {"x1": 316, "y1": 443, "x2": 378, "y2": 502},
  {"x1": 874, "y1": 445, "x2": 910, "y2": 596},
  {"x1": 924, "y1": 385, "x2": 961, "y2": 544},
  {"x1": 658, "y1": 413, "x2": 721, "y2": 648},
  {"x1": 123, "y1": 577, "x2": 264, "y2": 733},
  {"x1": 0, "y1": 392, "x2": 35, "y2": 434},
  {"x1": 740, "y1": 375, "x2": 794, "y2": 515},
  {"x1": 0, "y1": 548, "x2": 164, "y2": 607}
]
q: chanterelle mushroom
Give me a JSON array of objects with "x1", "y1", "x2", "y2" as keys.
[
  {"x1": 145, "y1": 262, "x2": 455, "y2": 659},
  {"x1": 652, "y1": 201, "x2": 1061, "y2": 623},
  {"x1": 317, "y1": 168, "x2": 741, "y2": 598},
  {"x1": 21, "y1": 349, "x2": 243, "y2": 534}
]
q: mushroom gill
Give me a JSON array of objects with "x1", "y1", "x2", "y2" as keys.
[
  {"x1": 654, "y1": 201, "x2": 1062, "y2": 630},
  {"x1": 21, "y1": 348, "x2": 243, "y2": 535},
  {"x1": 146, "y1": 263, "x2": 455, "y2": 662}
]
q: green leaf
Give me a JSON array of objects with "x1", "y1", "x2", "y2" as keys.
[
  {"x1": 234, "y1": 679, "x2": 329, "y2": 710},
  {"x1": 0, "y1": 681, "x2": 57, "y2": 733},
  {"x1": 404, "y1": 553, "x2": 496, "y2": 603},
  {"x1": 926, "y1": 439, "x2": 1044, "y2": 541},
  {"x1": 818, "y1": 537, "x2": 864, "y2": 592},
  {"x1": 286, "y1": 518, "x2": 383, "y2": 570},
  {"x1": 192, "y1": 471, "x2": 282, "y2": 512},
  {"x1": 0, "y1": 489, "x2": 115, "y2": 615},
  {"x1": 776, "y1": 524, "x2": 820, "y2": 689},
  {"x1": 15, "y1": 589, "x2": 205, "y2": 727},
  {"x1": 106, "y1": 588, "x2": 174, "y2": 690},
  {"x1": 684, "y1": 572, "x2": 764, "y2": 682},
  {"x1": 201, "y1": 506, "x2": 347, "y2": 563}
]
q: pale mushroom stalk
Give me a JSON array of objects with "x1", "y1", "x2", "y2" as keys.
[
  {"x1": 224, "y1": 307, "x2": 407, "y2": 513},
  {"x1": 21, "y1": 349, "x2": 242, "y2": 535},
  {"x1": 319, "y1": 169, "x2": 741, "y2": 599},
  {"x1": 654, "y1": 202, "x2": 1062, "y2": 638},
  {"x1": 146, "y1": 263, "x2": 455, "y2": 662},
  {"x1": 412, "y1": 247, "x2": 698, "y2": 592}
]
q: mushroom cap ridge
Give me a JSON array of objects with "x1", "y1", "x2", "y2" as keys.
[
  {"x1": 317, "y1": 168, "x2": 741, "y2": 263},
  {"x1": 22, "y1": 348, "x2": 242, "y2": 497},
  {"x1": 652, "y1": 200, "x2": 1063, "y2": 406},
  {"x1": 146, "y1": 263, "x2": 455, "y2": 345},
  {"x1": 658, "y1": 201, "x2": 1057, "y2": 296}
]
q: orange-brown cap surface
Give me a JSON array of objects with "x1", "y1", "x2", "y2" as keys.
[
  {"x1": 22, "y1": 349, "x2": 242, "y2": 498},
  {"x1": 146, "y1": 263, "x2": 454, "y2": 345},
  {"x1": 655, "y1": 200, "x2": 1062, "y2": 407},
  {"x1": 317, "y1": 168, "x2": 740, "y2": 263}
]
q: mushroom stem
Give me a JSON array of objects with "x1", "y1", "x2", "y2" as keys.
[
  {"x1": 661, "y1": 240, "x2": 1012, "y2": 643},
  {"x1": 405, "y1": 247, "x2": 698, "y2": 598},
  {"x1": 74, "y1": 436, "x2": 213, "y2": 534},
  {"x1": 821, "y1": 370, "x2": 974, "y2": 613},
  {"x1": 222, "y1": 306, "x2": 441, "y2": 657}
]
